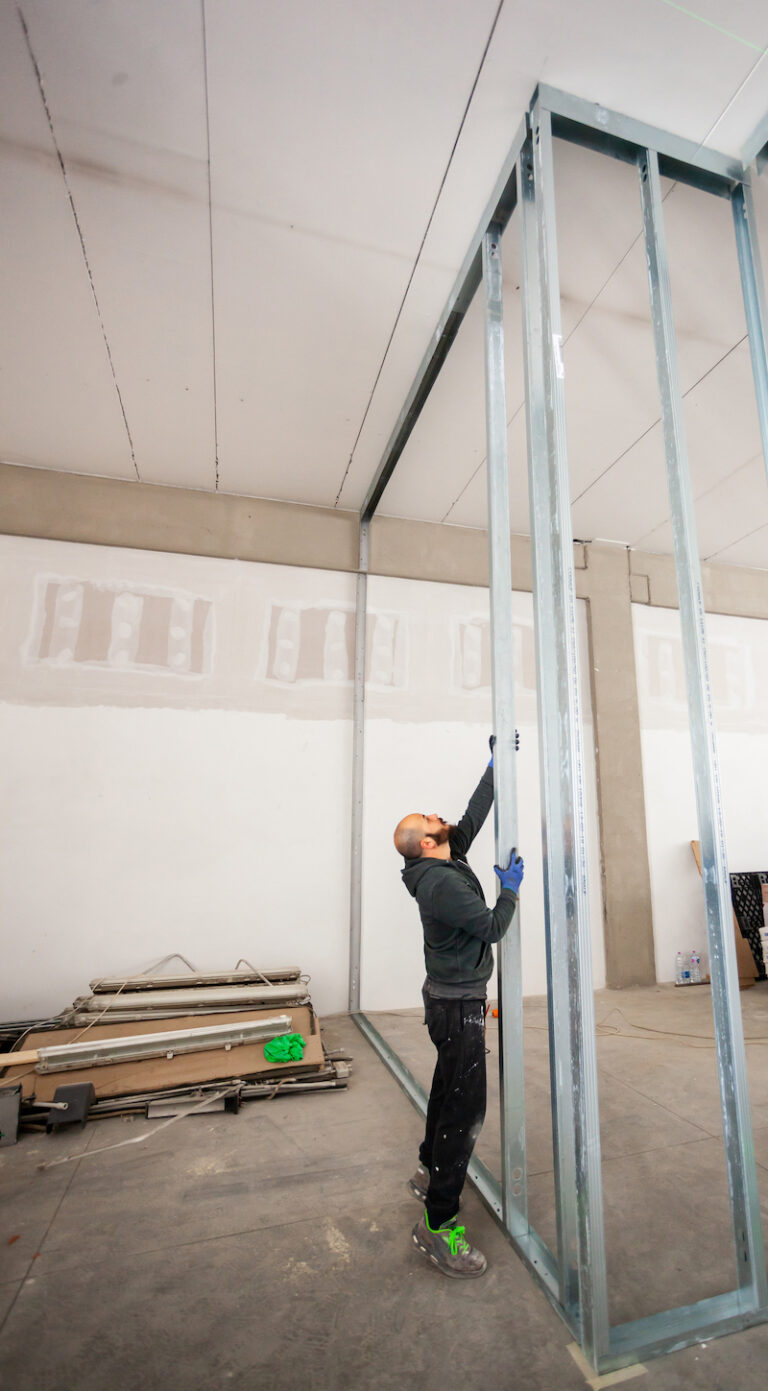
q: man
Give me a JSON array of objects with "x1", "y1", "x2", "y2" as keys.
[{"x1": 393, "y1": 745, "x2": 523, "y2": 1279}]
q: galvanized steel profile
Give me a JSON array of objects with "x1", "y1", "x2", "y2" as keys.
[{"x1": 349, "y1": 82, "x2": 768, "y2": 1373}]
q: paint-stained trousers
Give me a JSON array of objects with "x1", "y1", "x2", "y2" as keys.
[{"x1": 419, "y1": 995, "x2": 487, "y2": 1229}]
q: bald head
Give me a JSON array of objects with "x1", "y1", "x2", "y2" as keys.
[{"x1": 394, "y1": 814, "x2": 426, "y2": 860}]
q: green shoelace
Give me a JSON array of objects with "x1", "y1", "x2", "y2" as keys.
[{"x1": 439, "y1": 1222, "x2": 470, "y2": 1256}]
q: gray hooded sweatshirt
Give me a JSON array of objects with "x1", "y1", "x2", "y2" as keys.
[{"x1": 400, "y1": 766, "x2": 518, "y2": 997}]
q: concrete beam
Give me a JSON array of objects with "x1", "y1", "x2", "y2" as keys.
[
  {"x1": 629, "y1": 548, "x2": 768, "y2": 619},
  {"x1": 580, "y1": 544, "x2": 656, "y2": 987},
  {"x1": 0, "y1": 463, "x2": 359, "y2": 573}
]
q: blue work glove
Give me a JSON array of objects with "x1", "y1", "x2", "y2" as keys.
[
  {"x1": 488, "y1": 731, "x2": 519, "y2": 767},
  {"x1": 494, "y1": 849, "x2": 524, "y2": 893}
]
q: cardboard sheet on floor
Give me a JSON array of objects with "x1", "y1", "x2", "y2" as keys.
[{"x1": 3, "y1": 1007, "x2": 323, "y2": 1100}]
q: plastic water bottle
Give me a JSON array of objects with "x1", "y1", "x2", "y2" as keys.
[
  {"x1": 690, "y1": 950, "x2": 701, "y2": 985},
  {"x1": 676, "y1": 951, "x2": 684, "y2": 985}
]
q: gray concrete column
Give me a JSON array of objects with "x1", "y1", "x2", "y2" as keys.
[{"x1": 577, "y1": 544, "x2": 656, "y2": 987}]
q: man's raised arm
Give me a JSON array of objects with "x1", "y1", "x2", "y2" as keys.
[
  {"x1": 449, "y1": 762, "x2": 494, "y2": 860},
  {"x1": 449, "y1": 733, "x2": 518, "y2": 860}
]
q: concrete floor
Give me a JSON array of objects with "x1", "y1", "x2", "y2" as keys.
[{"x1": 0, "y1": 985, "x2": 767, "y2": 1391}]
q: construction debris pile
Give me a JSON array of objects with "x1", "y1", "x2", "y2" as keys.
[{"x1": 0, "y1": 961, "x2": 351, "y2": 1146}]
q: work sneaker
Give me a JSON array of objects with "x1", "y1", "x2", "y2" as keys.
[
  {"x1": 408, "y1": 1165, "x2": 462, "y2": 1209},
  {"x1": 411, "y1": 1214, "x2": 487, "y2": 1279},
  {"x1": 408, "y1": 1164, "x2": 430, "y2": 1203}
]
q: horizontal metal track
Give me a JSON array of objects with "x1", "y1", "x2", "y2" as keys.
[
  {"x1": 360, "y1": 117, "x2": 526, "y2": 522},
  {"x1": 539, "y1": 84, "x2": 743, "y2": 193},
  {"x1": 606, "y1": 1290, "x2": 768, "y2": 1370}
]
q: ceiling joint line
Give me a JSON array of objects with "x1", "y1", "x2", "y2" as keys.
[
  {"x1": 16, "y1": 6, "x2": 140, "y2": 482},
  {"x1": 440, "y1": 399, "x2": 525, "y2": 523},
  {"x1": 572, "y1": 334, "x2": 748, "y2": 507},
  {"x1": 332, "y1": 0, "x2": 507, "y2": 509},
  {"x1": 693, "y1": 46, "x2": 768, "y2": 150},
  {"x1": 672, "y1": 445, "x2": 764, "y2": 514},
  {"x1": 704, "y1": 517, "x2": 768, "y2": 561},
  {"x1": 656, "y1": 0, "x2": 766, "y2": 55},
  {"x1": 201, "y1": 0, "x2": 220, "y2": 491}
]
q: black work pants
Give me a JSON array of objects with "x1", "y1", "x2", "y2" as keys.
[{"x1": 419, "y1": 995, "x2": 486, "y2": 1229}]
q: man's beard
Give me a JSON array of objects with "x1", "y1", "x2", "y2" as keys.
[{"x1": 431, "y1": 823, "x2": 454, "y2": 846}]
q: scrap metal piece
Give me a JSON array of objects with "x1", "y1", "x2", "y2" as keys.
[
  {"x1": 74, "y1": 984, "x2": 306, "y2": 1012},
  {"x1": 240, "y1": 1078, "x2": 346, "y2": 1098},
  {"x1": 34, "y1": 1015, "x2": 292, "y2": 1073},
  {"x1": 89, "y1": 967, "x2": 301, "y2": 992}
]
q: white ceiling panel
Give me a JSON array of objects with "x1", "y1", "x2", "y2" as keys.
[
  {"x1": 441, "y1": 411, "x2": 530, "y2": 533},
  {"x1": 568, "y1": 349, "x2": 763, "y2": 553},
  {"x1": 206, "y1": 0, "x2": 501, "y2": 242},
  {"x1": 377, "y1": 226, "x2": 528, "y2": 526},
  {"x1": 563, "y1": 310, "x2": 661, "y2": 504},
  {"x1": 0, "y1": 5, "x2": 134, "y2": 478},
  {"x1": 679, "y1": 340, "x2": 762, "y2": 490},
  {"x1": 206, "y1": 0, "x2": 504, "y2": 503},
  {"x1": 213, "y1": 208, "x2": 443, "y2": 505},
  {"x1": 334, "y1": 0, "x2": 535, "y2": 512},
  {"x1": 553, "y1": 140, "x2": 649, "y2": 319},
  {"x1": 664, "y1": 181, "x2": 750, "y2": 350},
  {"x1": 1, "y1": 0, "x2": 767, "y2": 570},
  {"x1": 20, "y1": 0, "x2": 217, "y2": 488},
  {"x1": 492, "y1": 0, "x2": 762, "y2": 153},
  {"x1": 639, "y1": 452, "x2": 768, "y2": 561},
  {"x1": 681, "y1": 0, "x2": 767, "y2": 44},
  {"x1": 570, "y1": 424, "x2": 670, "y2": 547},
  {"x1": 376, "y1": 291, "x2": 488, "y2": 524}
]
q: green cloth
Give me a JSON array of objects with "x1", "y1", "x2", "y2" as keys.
[{"x1": 264, "y1": 1032, "x2": 306, "y2": 1063}]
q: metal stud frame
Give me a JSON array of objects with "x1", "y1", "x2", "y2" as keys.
[{"x1": 349, "y1": 84, "x2": 768, "y2": 1372}]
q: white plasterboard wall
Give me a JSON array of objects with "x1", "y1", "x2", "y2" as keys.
[
  {"x1": 632, "y1": 602, "x2": 768, "y2": 983},
  {"x1": 0, "y1": 533, "x2": 604, "y2": 1021},
  {"x1": 0, "y1": 534, "x2": 357, "y2": 1019}
]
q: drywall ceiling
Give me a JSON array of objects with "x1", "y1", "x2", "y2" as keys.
[{"x1": 1, "y1": 0, "x2": 768, "y2": 566}]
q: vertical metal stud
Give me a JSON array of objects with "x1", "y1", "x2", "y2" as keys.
[
  {"x1": 519, "y1": 106, "x2": 609, "y2": 1366},
  {"x1": 638, "y1": 146, "x2": 768, "y2": 1310},
  {"x1": 348, "y1": 517, "x2": 369, "y2": 1012},
  {"x1": 732, "y1": 180, "x2": 768, "y2": 485},
  {"x1": 482, "y1": 223, "x2": 527, "y2": 1239}
]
